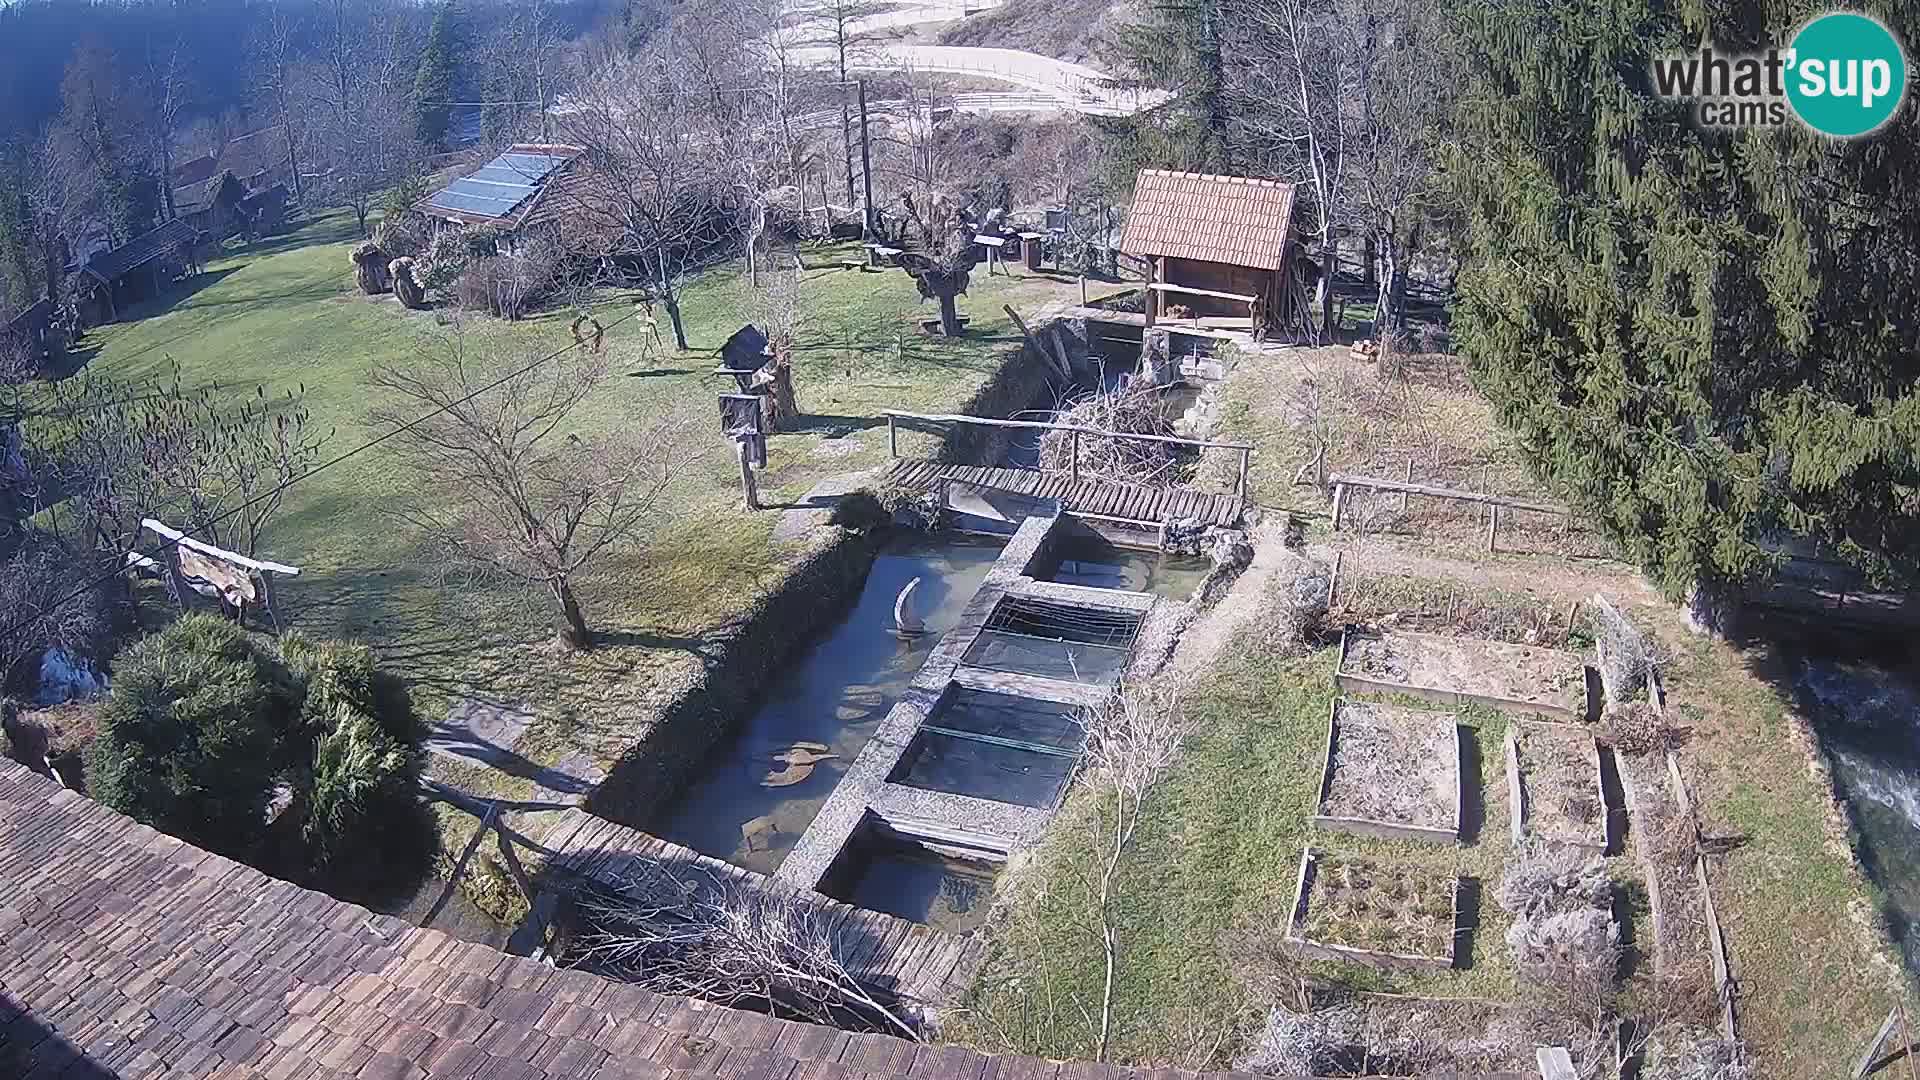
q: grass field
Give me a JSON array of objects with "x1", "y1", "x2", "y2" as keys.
[
  {"x1": 75, "y1": 209, "x2": 1091, "y2": 846},
  {"x1": 949, "y1": 633, "x2": 1531, "y2": 1069}
]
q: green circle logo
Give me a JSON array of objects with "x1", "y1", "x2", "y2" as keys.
[{"x1": 1786, "y1": 13, "x2": 1908, "y2": 137}]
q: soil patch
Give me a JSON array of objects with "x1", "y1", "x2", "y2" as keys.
[
  {"x1": 1340, "y1": 629, "x2": 1591, "y2": 719},
  {"x1": 1316, "y1": 699, "x2": 1459, "y2": 841},
  {"x1": 1507, "y1": 721, "x2": 1606, "y2": 852}
]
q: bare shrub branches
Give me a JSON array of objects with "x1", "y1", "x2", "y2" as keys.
[
  {"x1": 369, "y1": 319, "x2": 706, "y2": 648},
  {"x1": 1080, "y1": 679, "x2": 1188, "y2": 1060},
  {"x1": 1035, "y1": 384, "x2": 1190, "y2": 486},
  {"x1": 568, "y1": 858, "x2": 920, "y2": 1039}
]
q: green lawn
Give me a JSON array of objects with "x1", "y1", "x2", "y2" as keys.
[
  {"x1": 75, "y1": 209, "x2": 1087, "y2": 831},
  {"x1": 950, "y1": 633, "x2": 1529, "y2": 1069}
]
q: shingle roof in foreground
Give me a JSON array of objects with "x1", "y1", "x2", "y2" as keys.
[
  {"x1": 1118, "y1": 170, "x2": 1296, "y2": 271},
  {"x1": 0, "y1": 759, "x2": 1302, "y2": 1080}
]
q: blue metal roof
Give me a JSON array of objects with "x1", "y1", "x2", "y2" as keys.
[{"x1": 423, "y1": 147, "x2": 576, "y2": 225}]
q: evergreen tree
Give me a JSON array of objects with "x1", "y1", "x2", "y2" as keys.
[
  {"x1": 413, "y1": 2, "x2": 463, "y2": 149},
  {"x1": 1095, "y1": 0, "x2": 1232, "y2": 187},
  {"x1": 1447, "y1": 0, "x2": 1920, "y2": 602}
]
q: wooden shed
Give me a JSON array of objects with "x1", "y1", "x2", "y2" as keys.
[{"x1": 1119, "y1": 169, "x2": 1307, "y2": 338}]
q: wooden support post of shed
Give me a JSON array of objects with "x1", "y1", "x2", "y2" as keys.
[
  {"x1": 887, "y1": 413, "x2": 898, "y2": 458},
  {"x1": 737, "y1": 438, "x2": 760, "y2": 511},
  {"x1": 1144, "y1": 257, "x2": 1157, "y2": 327},
  {"x1": 1330, "y1": 482, "x2": 1347, "y2": 532}
]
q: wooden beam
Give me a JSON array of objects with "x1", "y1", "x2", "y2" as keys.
[
  {"x1": 141, "y1": 518, "x2": 301, "y2": 576},
  {"x1": 1143, "y1": 282, "x2": 1261, "y2": 304},
  {"x1": 1324, "y1": 474, "x2": 1562, "y2": 515}
]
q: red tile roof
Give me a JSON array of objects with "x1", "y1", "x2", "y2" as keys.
[
  {"x1": 1118, "y1": 170, "x2": 1297, "y2": 271},
  {"x1": 0, "y1": 760, "x2": 1300, "y2": 1080}
]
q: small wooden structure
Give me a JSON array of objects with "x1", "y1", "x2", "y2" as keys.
[
  {"x1": 1119, "y1": 169, "x2": 1309, "y2": 338},
  {"x1": 141, "y1": 518, "x2": 300, "y2": 630},
  {"x1": 69, "y1": 219, "x2": 201, "y2": 324}
]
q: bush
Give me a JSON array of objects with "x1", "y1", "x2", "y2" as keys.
[
  {"x1": 87, "y1": 616, "x2": 284, "y2": 857},
  {"x1": 828, "y1": 489, "x2": 891, "y2": 533},
  {"x1": 86, "y1": 616, "x2": 422, "y2": 874},
  {"x1": 456, "y1": 240, "x2": 559, "y2": 320},
  {"x1": 419, "y1": 227, "x2": 471, "y2": 298},
  {"x1": 305, "y1": 702, "x2": 412, "y2": 866}
]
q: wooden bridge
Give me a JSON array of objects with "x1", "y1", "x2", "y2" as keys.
[{"x1": 882, "y1": 410, "x2": 1250, "y2": 528}]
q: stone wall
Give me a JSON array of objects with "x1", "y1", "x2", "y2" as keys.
[{"x1": 587, "y1": 525, "x2": 883, "y2": 827}]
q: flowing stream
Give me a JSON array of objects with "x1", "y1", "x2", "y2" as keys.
[{"x1": 1792, "y1": 649, "x2": 1920, "y2": 974}]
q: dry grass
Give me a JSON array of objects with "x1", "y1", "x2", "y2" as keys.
[
  {"x1": 1334, "y1": 569, "x2": 1585, "y2": 647},
  {"x1": 1320, "y1": 702, "x2": 1457, "y2": 832},
  {"x1": 1298, "y1": 852, "x2": 1458, "y2": 960},
  {"x1": 1209, "y1": 344, "x2": 1616, "y2": 559}
]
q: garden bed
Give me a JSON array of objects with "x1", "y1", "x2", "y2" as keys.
[
  {"x1": 1504, "y1": 721, "x2": 1607, "y2": 852},
  {"x1": 1338, "y1": 629, "x2": 1593, "y2": 720},
  {"x1": 1313, "y1": 699, "x2": 1461, "y2": 843},
  {"x1": 1287, "y1": 849, "x2": 1460, "y2": 971}
]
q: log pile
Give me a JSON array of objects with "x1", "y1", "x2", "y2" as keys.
[{"x1": 1036, "y1": 383, "x2": 1191, "y2": 485}]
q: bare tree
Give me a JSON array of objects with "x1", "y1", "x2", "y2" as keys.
[
  {"x1": 569, "y1": 857, "x2": 921, "y2": 1039},
  {"x1": 0, "y1": 536, "x2": 111, "y2": 693},
  {"x1": 142, "y1": 38, "x2": 194, "y2": 222},
  {"x1": 480, "y1": 0, "x2": 569, "y2": 146},
  {"x1": 250, "y1": 0, "x2": 309, "y2": 201},
  {"x1": 557, "y1": 49, "x2": 731, "y2": 351},
  {"x1": 896, "y1": 188, "x2": 980, "y2": 339},
  {"x1": 300, "y1": 0, "x2": 425, "y2": 237},
  {"x1": 802, "y1": 0, "x2": 891, "y2": 223},
  {"x1": 368, "y1": 320, "x2": 705, "y2": 648}
]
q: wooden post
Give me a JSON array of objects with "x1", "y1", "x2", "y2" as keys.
[
  {"x1": 887, "y1": 413, "x2": 898, "y2": 458},
  {"x1": 1070, "y1": 429, "x2": 1081, "y2": 484},
  {"x1": 1237, "y1": 448, "x2": 1250, "y2": 500},
  {"x1": 1144, "y1": 258, "x2": 1157, "y2": 327},
  {"x1": 858, "y1": 79, "x2": 875, "y2": 237},
  {"x1": 1330, "y1": 482, "x2": 1347, "y2": 532},
  {"x1": 1401, "y1": 459, "x2": 1412, "y2": 511},
  {"x1": 1079, "y1": 273, "x2": 1087, "y2": 306},
  {"x1": 737, "y1": 438, "x2": 760, "y2": 510},
  {"x1": 1326, "y1": 550, "x2": 1342, "y2": 609},
  {"x1": 1486, "y1": 504, "x2": 1498, "y2": 552}
]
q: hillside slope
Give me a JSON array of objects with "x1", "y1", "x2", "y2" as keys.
[{"x1": 937, "y1": 0, "x2": 1130, "y2": 66}]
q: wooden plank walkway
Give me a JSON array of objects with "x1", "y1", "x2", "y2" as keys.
[
  {"x1": 887, "y1": 458, "x2": 1245, "y2": 527},
  {"x1": 538, "y1": 809, "x2": 982, "y2": 1008}
]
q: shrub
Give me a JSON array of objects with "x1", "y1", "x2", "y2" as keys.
[
  {"x1": 305, "y1": 702, "x2": 412, "y2": 866},
  {"x1": 419, "y1": 227, "x2": 471, "y2": 298},
  {"x1": 87, "y1": 616, "x2": 284, "y2": 857}
]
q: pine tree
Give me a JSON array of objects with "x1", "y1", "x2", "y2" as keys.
[
  {"x1": 1096, "y1": 0, "x2": 1232, "y2": 187},
  {"x1": 413, "y1": 3, "x2": 462, "y2": 149},
  {"x1": 1447, "y1": 0, "x2": 1920, "y2": 602}
]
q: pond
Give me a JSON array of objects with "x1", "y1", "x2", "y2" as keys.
[
  {"x1": 1038, "y1": 531, "x2": 1213, "y2": 599},
  {"x1": 652, "y1": 534, "x2": 1007, "y2": 876}
]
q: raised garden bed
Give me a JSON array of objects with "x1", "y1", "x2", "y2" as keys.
[
  {"x1": 1312, "y1": 699, "x2": 1462, "y2": 843},
  {"x1": 1286, "y1": 849, "x2": 1460, "y2": 972},
  {"x1": 1338, "y1": 630, "x2": 1594, "y2": 721},
  {"x1": 1504, "y1": 721, "x2": 1607, "y2": 852}
]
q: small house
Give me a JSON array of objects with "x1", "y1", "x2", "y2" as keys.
[
  {"x1": 3, "y1": 297, "x2": 58, "y2": 367},
  {"x1": 417, "y1": 144, "x2": 588, "y2": 249},
  {"x1": 68, "y1": 218, "x2": 200, "y2": 325},
  {"x1": 1118, "y1": 169, "x2": 1309, "y2": 338}
]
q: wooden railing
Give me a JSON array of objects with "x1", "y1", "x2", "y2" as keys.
[
  {"x1": 881, "y1": 408, "x2": 1255, "y2": 497},
  {"x1": 1326, "y1": 472, "x2": 1569, "y2": 552}
]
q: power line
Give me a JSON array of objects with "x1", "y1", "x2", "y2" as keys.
[{"x1": 0, "y1": 305, "x2": 651, "y2": 646}]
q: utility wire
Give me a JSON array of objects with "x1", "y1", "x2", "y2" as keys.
[{"x1": 0, "y1": 305, "x2": 650, "y2": 645}]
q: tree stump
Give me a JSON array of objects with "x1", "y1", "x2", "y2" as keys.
[
  {"x1": 390, "y1": 258, "x2": 428, "y2": 310},
  {"x1": 350, "y1": 242, "x2": 391, "y2": 295}
]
